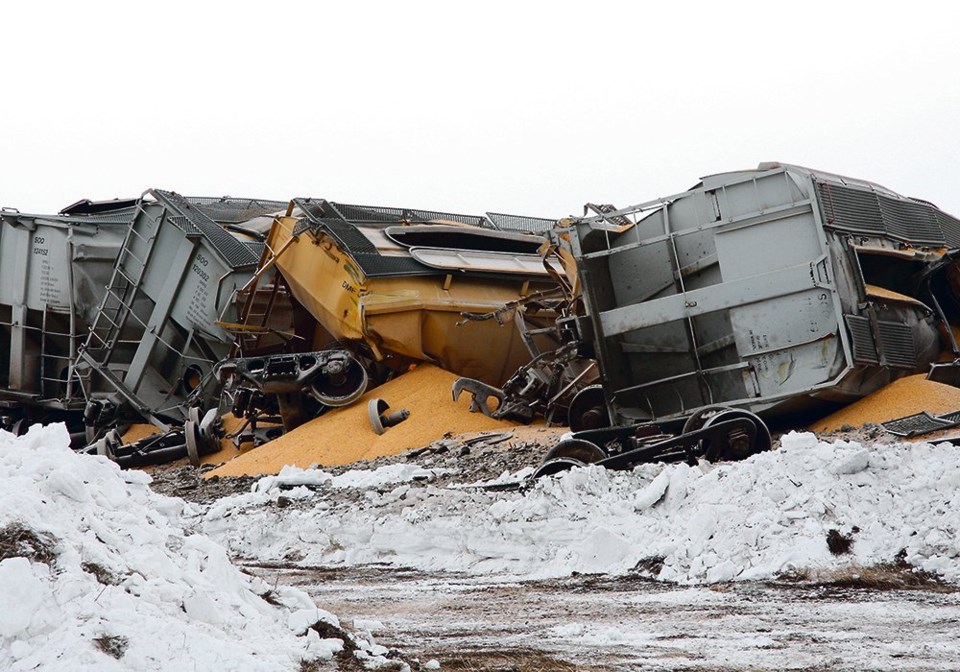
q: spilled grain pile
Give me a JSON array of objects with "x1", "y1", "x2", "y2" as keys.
[
  {"x1": 810, "y1": 374, "x2": 960, "y2": 432},
  {"x1": 203, "y1": 414, "x2": 264, "y2": 465},
  {"x1": 121, "y1": 423, "x2": 163, "y2": 444},
  {"x1": 207, "y1": 364, "x2": 521, "y2": 477}
]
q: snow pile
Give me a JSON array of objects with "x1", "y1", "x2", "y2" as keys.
[
  {"x1": 0, "y1": 424, "x2": 393, "y2": 671},
  {"x1": 202, "y1": 432, "x2": 960, "y2": 584},
  {"x1": 257, "y1": 463, "x2": 450, "y2": 492}
]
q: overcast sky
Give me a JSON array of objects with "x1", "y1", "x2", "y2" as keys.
[{"x1": 3, "y1": 2, "x2": 959, "y2": 220}]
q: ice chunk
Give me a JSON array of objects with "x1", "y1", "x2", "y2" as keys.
[{"x1": 0, "y1": 558, "x2": 48, "y2": 638}]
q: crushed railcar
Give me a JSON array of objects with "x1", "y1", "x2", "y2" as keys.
[
  {"x1": 563, "y1": 162, "x2": 960, "y2": 426},
  {"x1": 243, "y1": 200, "x2": 565, "y2": 388}
]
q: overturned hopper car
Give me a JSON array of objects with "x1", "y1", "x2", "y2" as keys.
[
  {"x1": 75, "y1": 192, "x2": 288, "y2": 433},
  {"x1": 566, "y1": 162, "x2": 960, "y2": 425},
  {"x1": 256, "y1": 201, "x2": 561, "y2": 387},
  {"x1": 0, "y1": 199, "x2": 138, "y2": 429}
]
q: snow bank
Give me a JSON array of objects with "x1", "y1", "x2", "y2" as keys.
[
  {"x1": 0, "y1": 424, "x2": 381, "y2": 671},
  {"x1": 256, "y1": 463, "x2": 450, "y2": 492},
  {"x1": 202, "y1": 433, "x2": 960, "y2": 584}
]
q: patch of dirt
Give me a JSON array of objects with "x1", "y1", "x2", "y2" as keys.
[
  {"x1": 355, "y1": 428, "x2": 562, "y2": 489},
  {"x1": 770, "y1": 562, "x2": 957, "y2": 593},
  {"x1": 524, "y1": 571, "x2": 667, "y2": 595},
  {"x1": 81, "y1": 561, "x2": 121, "y2": 585},
  {"x1": 92, "y1": 635, "x2": 128, "y2": 659},
  {"x1": 0, "y1": 522, "x2": 57, "y2": 565},
  {"x1": 147, "y1": 464, "x2": 259, "y2": 503},
  {"x1": 307, "y1": 619, "x2": 363, "y2": 670},
  {"x1": 430, "y1": 648, "x2": 585, "y2": 672}
]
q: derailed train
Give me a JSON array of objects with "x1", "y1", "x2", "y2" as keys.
[
  {"x1": 0, "y1": 199, "x2": 134, "y2": 434},
  {"x1": 0, "y1": 195, "x2": 287, "y2": 438},
  {"x1": 3, "y1": 162, "x2": 960, "y2": 470},
  {"x1": 519, "y1": 163, "x2": 960, "y2": 475},
  {"x1": 561, "y1": 163, "x2": 960, "y2": 427},
  {"x1": 0, "y1": 190, "x2": 562, "y2": 463}
]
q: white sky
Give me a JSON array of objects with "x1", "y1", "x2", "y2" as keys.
[{"x1": 2, "y1": 1, "x2": 959, "y2": 219}]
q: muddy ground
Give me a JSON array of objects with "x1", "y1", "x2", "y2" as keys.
[{"x1": 245, "y1": 564, "x2": 960, "y2": 671}]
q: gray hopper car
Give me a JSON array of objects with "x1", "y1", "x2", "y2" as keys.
[
  {"x1": 75, "y1": 191, "x2": 287, "y2": 431},
  {"x1": 569, "y1": 162, "x2": 960, "y2": 424},
  {"x1": 0, "y1": 193, "x2": 286, "y2": 438},
  {"x1": 0, "y1": 201, "x2": 137, "y2": 425}
]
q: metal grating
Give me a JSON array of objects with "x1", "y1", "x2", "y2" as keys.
[
  {"x1": 876, "y1": 320, "x2": 918, "y2": 368},
  {"x1": 243, "y1": 240, "x2": 266, "y2": 258},
  {"x1": 327, "y1": 202, "x2": 402, "y2": 224},
  {"x1": 878, "y1": 195, "x2": 944, "y2": 245},
  {"x1": 845, "y1": 315, "x2": 919, "y2": 369},
  {"x1": 351, "y1": 253, "x2": 436, "y2": 277},
  {"x1": 938, "y1": 410, "x2": 960, "y2": 424},
  {"x1": 166, "y1": 214, "x2": 198, "y2": 236},
  {"x1": 291, "y1": 199, "x2": 436, "y2": 278},
  {"x1": 318, "y1": 217, "x2": 379, "y2": 255},
  {"x1": 486, "y1": 212, "x2": 558, "y2": 234},
  {"x1": 586, "y1": 203, "x2": 634, "y2": 229},
  {"x1": 155, "y1": 191, "x2": 261, "y2": 269},
  {"x1": 293, "y1": 217, "x2": 313, "y2": 236},
  {"x1": 405, "y1": 207, "x2": 487, "y2": 227},
  {"x1": 818, "y1": 182, "x2": 886, "y2": 234},
  {"x1": 187, "y1": 197, "x2": 286, "y2": 224},
  {"x1": 882, "y1": 411, "x2": 958, "y2": 437},
  {"x1": 328, "y1": 202, "x2": 488, "y2": 227},
  {"x1": 845, "y1": 315, "x2": 879, "y2": 364},
  {"x1": 817, "y1": 180, "x2": 960, "y2": 248},
  {"x1": 938, "y1": 211, "x2": 960, "y2": 249},
  {"x1": 294, "y1": 199, "x2": 328, "y2": 221}
]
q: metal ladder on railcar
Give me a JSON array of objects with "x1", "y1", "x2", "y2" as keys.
[{"x1": 75, "y1": 203, "x2": 164, "y2": 414}]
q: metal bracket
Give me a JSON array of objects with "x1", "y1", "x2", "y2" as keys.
[{"x1": 452, "y1": 378, "x2": 505, "y2": 418}]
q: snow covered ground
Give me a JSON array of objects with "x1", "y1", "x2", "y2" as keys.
[
  {"x1": 5, "y1": 424, "x2": 960, "y2": 670},
  {"x1": 0, "y1": 424, "x2": 406, "y2": 671},
  {"x1": 200, "y1": 432, "x2": 960, "y2": 585},
  {"x1": 194, "y1": 430, "x2": 960, "y2": 669}
]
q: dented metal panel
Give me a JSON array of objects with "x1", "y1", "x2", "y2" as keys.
[
  {"x1": 263, "y1": 200, "x2": 563, "y2": 387},
  {"x1": 409, "y1": 247, "x2": 560, "y2": 276}
]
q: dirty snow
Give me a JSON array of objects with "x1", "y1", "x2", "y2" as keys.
[
  {"x1": 257, "y1": 463, "x2": 451, "y2": 492},
  {"x1": 201, "y1": 432, "x2": 960, "y2": 584},
  {"x1": 0, "y1": 424, "x2": 403, "y2": 671},
  {"x1": 7, "y1": 422, "x2": 960, "y2": 670}
]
